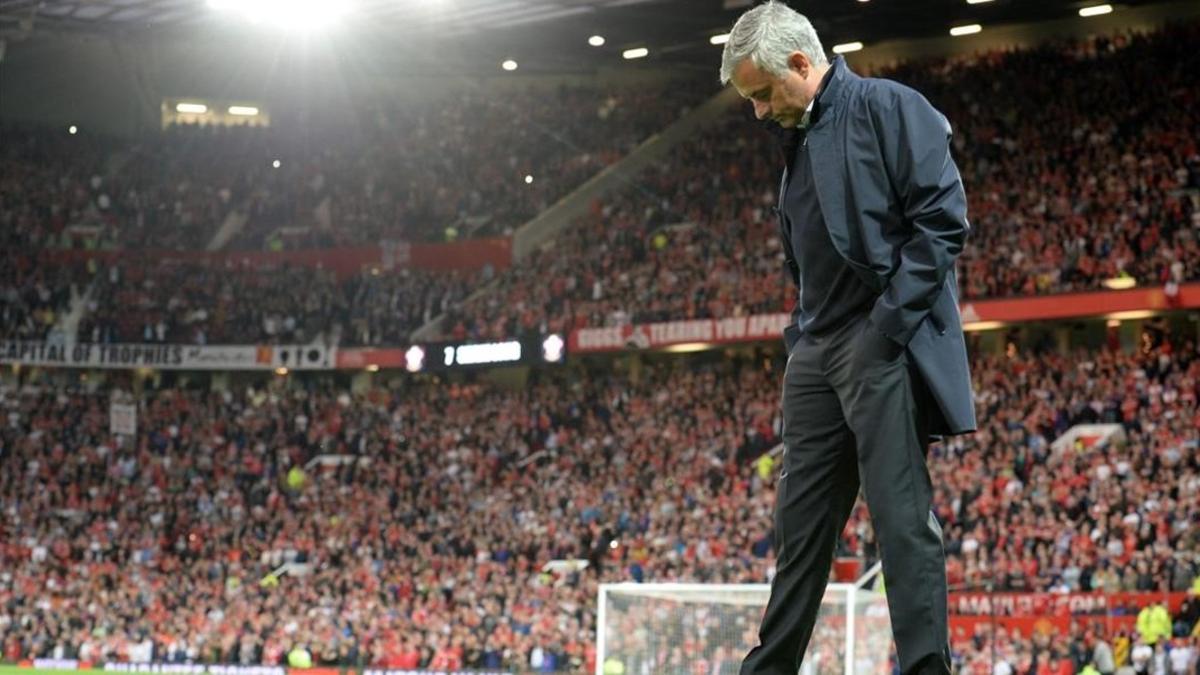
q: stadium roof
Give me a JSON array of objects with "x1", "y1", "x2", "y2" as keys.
[{"x1": 0, "y1": 0, "x2": 1164, "y2": 67}]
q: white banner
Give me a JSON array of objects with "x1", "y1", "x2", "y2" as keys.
[
  {"x1": 110, "y1": 402, "x2": 137, "y2": 436},
  {"x1": 34, "y1": 660, "x2": 80, "y2": 670},
  {"x1": 270, "y1": 344, "x2": 336, "y2": 370},
  {"x1": 103, "y1": 667, "x2": 286, "y2": 675},
  {"x1": 570, "y1": 313, "x2": 792, "y2": 352},
  {"x1": 96, "y1": 662, "x2": 504, "y2": 667},
  {"x1": 0, "y1": 342, "x2": 336, "y2": 371}
]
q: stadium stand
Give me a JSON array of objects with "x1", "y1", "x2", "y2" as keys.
[
  {"x1": 1, "y1": 80, "x2": 715, "y2": 253},
  {"x1": 4, "y1": 27, "x2": 1197, "y2": 347},
  {"x1": 2, "y1": 336, "x2": 1198, "y2": 672},
  {"x1": 0, "y1": 251, "x2": 77, "y2": 343},
  {"x1": 4, "y1": 10, "x2": 1200, "y2": 675},
  {"x1": 444, "y1": 25, "x2": 1200, "y2": 340}
]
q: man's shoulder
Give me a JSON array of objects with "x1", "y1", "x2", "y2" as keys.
[
  {"x1": 851, "y1": 74, "x2": 928, "y2": 110},
  {"x1": 846, "y1": 73, "x2": 949, "y2": 133}
]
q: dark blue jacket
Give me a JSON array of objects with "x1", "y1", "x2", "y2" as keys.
[{"x1": 776, "y1": 56, "x2": 977, "y2": 436}]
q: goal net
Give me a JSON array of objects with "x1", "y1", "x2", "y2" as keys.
[{"x1": 596, "y1": 580, "x2": 891, "y2": 674}]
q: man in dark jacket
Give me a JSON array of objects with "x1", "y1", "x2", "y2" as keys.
[{"x1": 718, "y1": 2, "x2": 977, "y2": 674}]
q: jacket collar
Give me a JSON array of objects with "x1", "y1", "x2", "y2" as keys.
[
  {"x1": 809, "y1": 55, "x2": 852, "y2": 129},
  {"x1": 769, "y1": 55, "x2": 853, "y2": 160},
  {"x1": 803, "y1": 56, "x2": 840, "y2": 129}
]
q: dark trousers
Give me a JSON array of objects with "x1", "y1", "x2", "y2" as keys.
[{"x1": 741, "y1": 314, "x2": 951, "y2": 675}]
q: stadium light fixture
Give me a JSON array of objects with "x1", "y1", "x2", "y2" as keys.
[
  {"x1": 502, "y1": 59, "x2": 518, "y2": 71},
  {"x1": 228, "y1": 105, "x2": 259, "y2": 116},
  {"x1": 664, "y1": 342, "x2": 715, "y2": 353},
  {"x1": 1079, "y1": 4, "x2": 1113, "y2": 17},
  {"x1": 176, "y1": 102, "x2": 208, "y2": 114},
  {"x1": 832, "y1": 41, "x2": 864, "y2": 54},
  {"x1": 68, "y1": 125, "x2": 78, "y2": 135},
  {"x1": 710, "y1": 33, "x2": 730, "y2": 45},
  {"x1": 524, "y1": 174, "x2": 533, "y2": 184},
  {"x1": 965, "y1": 0, "x2": 993, "y2": 4},
  {"x1": 272, "y1": 159, "x2": 281, "y2": 168},
  {"x1": 949, "y1": 23, "x2": 982, "y2": 36},
  {"x1": 588, "y1": 35, "x2": 606, "y2": 47},
  {"x1": 623, "y1": 47, "x2": 649, "y2": 59}
]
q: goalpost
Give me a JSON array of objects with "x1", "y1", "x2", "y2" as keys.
[{"x1": 596, "y1": 564, "x2": 890, "y2": 674}]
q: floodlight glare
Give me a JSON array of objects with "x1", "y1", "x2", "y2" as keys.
[
  {"x1": 623, "y1": 47, "x2": 649, "y2": 59},
  {"x1": 949, "y1": 24, "x2": 982, "y2": 36},
  {"x1": 502, "y1": 59, "x2": 519, "y2": 71},
  {"x1": 588, "y1": 35, "x2": 606, "y2": 47},
  {"x1": 228, "y1": 106, "x2": 259, "y2": 116},
  {"x1": 176, "y1": 102, "x2": 208, "y2": 114},
  {"x1": 710, "y1": 34, "x2": 730, "y2": 45},
  {"x1": 832, "y1": 41, "x2": 864, "y2": 54},
  {"x1": 207, "y1": 0, "x2": 351, "y2": 31}
]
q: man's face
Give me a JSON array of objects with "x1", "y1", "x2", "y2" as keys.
[{"x1": 731, "y1": 53, "x2": 814, "y2": 128}]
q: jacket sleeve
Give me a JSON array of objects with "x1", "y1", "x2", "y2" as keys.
[{"x1": 866, "y1": 85, "x2": 970, "y2": 346}]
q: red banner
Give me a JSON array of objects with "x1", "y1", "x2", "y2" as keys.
[
  {"x1": 948, "y1": 591, "x2": 1187, "y2": 617},
  {"x1": 568, "y1": 284, "x2": 1200, "y2": 352},
  {"x1": 50, "y1": 239, "x2": 511, "y2": 281},
  {"x1": 337, "y1": 348, "x2": 411, "y2": 370},
  {"x1": 950, "y1": 616, "x2": 1070, "y2": 639},
  {"x1": 962, "y1": 282, "x2": 1198, "y2": 323},
  {"x1": 950, "y1": 616, "x2": 1143, "y2": 640},
  {"x1": 409, "y1": 238, "x2": 510, "y2": 271}
]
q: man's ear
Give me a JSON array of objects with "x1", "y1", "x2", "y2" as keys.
[{"x1": 787, "y1": 51, "x2": 811, "y2": 79}]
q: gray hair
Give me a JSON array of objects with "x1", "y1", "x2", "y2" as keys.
[{"x1": 719, "y1": 1, "x2": 828, "y2": 85}]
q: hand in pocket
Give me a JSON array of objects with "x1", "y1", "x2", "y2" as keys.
[{"x1": 856, "y1": 318, "x2": 903, "y2": 368}]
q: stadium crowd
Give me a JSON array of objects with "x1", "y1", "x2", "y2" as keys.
[
  {"x1": 0, "y1": 358, "x2": 780, "y2": 672},
  {"x1": 72, "y1": 257, "x2": 476, "y2": 346},
  {"x1": 249, "y1": 81, "x2": 715, "y2": 249},
  {"x1": 0, "y1": 79, "x2": 713, "y2": 256},
  {"x1": 0, "y1": 123, "x2": 285, "y2": 252},
  {"x1": 77, "y1": 259, "x2": 344, "y2": 346},
  {"x1": 4, "y1": 26, "x2": 1198, "y2": 347},
  {"x1": 442, "y1": 24, "x2": 1200, "y2": 340},
  {"x1": 0, "y1": 251, "x2": 77, "y2": 343},
  {"x1": 956, "y1": 623, "x2": 1200, "y2": 675},
  {"x1": 4, "y1": 16, "x2": 1200, "y2": 675},
  {"x1": 3, "y1": 327, "x2": 1200, "y2": 672}
]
